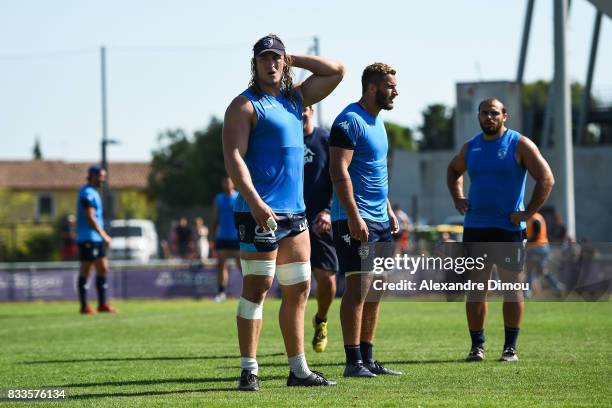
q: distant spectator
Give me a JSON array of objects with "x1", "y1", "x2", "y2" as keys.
[
  {"x1": 525, "y1": 212, "x2": 563, "y2": 298},
  {"x1": 60, "y1": 214, "x2": 77, "y2": 261},
  {"x1": 175, "y1": 216, "x2": 193, "y2": 259},
  {"x1": 195, "y1": 217, "x2": 210, "y2": 262},
  {"x1": 392, "y1": 204, "x2": 412, "y2": 254}
]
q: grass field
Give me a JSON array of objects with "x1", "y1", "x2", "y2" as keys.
[{"x1": 1, "y1": 299, "x2": 611, "y2": 407}]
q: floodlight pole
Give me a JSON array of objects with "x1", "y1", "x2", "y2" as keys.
[
  {"x1": 576, "y1": 11, "x2": 603, "y2": 145},
  {"x1": 553, "y1": 0, "x2": 576, "y2": 238},
  {"x1": 516, "y1": 0, "x2": 535, "y2": 85}
]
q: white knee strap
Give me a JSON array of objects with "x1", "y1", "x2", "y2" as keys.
[
  {"x1": 237, "y1": 297, "x2": 263, "y2": 320},
  {"x1": 240, "y1": 259, "x2": 276, "y2": 277},
  {"x1": 276, "y1": 262, "x2": 311, "y2": 286}
]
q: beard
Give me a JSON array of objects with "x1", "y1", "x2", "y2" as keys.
[
  {"x1": 375, "y1": 89, "x2": 394, "y2": 110},
  {"x1": 479, "y1": 120, "x2": 502, "y2": 135}
]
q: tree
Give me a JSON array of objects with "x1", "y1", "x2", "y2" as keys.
[
  {"x1": 419, "y1": 103, "x2": 454, "y2": 150},
  {"x1": 521, "y1": 80, "x2": 599, "y2": 146},
  {"x1": 147, "y1": 118, "x2": 227, "y2": 212},
  {"x1": 32, "y1": 137, "x2": 42, "y2": 160},
  {"x1": 385, "y1": 121, "x2": 417, "y2": 154}
]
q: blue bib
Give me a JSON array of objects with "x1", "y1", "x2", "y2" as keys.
[
  {"x1": 464, "y1": 129, "x2": 527, "y2": 231},
  {"x1": 234, "y1": 88, "x2": 305, "y2": 214},
  {"x1": 215, "y1": 192, "x2": 239, "y2": 240},
  {"x1": 76, "y1": 184, "x2": 104, "y2": 242}
]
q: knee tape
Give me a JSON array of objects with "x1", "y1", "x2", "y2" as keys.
[
  {"x1": 237, "y1": 297, "x2": 263, "y2": 320},
  {"x1": 240, "y1": 259, "x2": 275, "y2": 277},
  {"x1": 276, "y1": 261, "x2": 311, "y2": 286}
]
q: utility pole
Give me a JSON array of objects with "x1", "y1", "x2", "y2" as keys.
[{"x1": 100, "y1": 46, "x2": 112, "y2": 228}]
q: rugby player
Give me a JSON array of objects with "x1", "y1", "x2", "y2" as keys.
[
  {"x1": 222, "y1": 34, "x2": 344, "y2": 390},
  {"x1": 75, "y1": 165, "x2": 117, "y2": 314},
  {"x1": 447, "y1": 97, "x2": 554, "y2": 362},
  {"x1": 302, "y1": 105, "x2": 339, "y2": 353},
  {"x1": 210, "y1": 175, "x2": 240, "y2": 302},
  {"x1": 330, "y1": 63, "x2": 402, "y2": 377}
]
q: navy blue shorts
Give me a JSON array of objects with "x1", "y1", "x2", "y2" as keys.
[
  {"x1": 463, "y1": 227, "x2": 526, "y2": 272},
  {"x1": 215, "y1": 239, "x2": 239, "y2": 251},
  {"x1": 332, "y1": 219, "x2": 393, "y2": 275},
  {"x1": 78, "y1": 241, "x2": 106, "y2": 261},
  {"x1": 309, "y1": 227, "x2": 339, "y2": 273},
  {"x1": 235, "y1": 212, "x2": 308, "y2": 253}
]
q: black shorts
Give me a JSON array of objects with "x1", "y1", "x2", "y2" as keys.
[
  {"x1": 78, "y1": 241, "x2": 106, "y2": 261},
  {"x1": 215, "y1": 239, "x2": 239, "y2": 251},
  {"x1": 309, "y1": 228, "x2": 339, "y2": 273},
  {"x1": 463, "y1": 227, "x2": 526, "y2": 272},
  {"x1": 332, "y1": 219, "x2": 393, "y2": 275},
  {"x1": 235, "y1": 212, "x2": 308, "y2": 253}
]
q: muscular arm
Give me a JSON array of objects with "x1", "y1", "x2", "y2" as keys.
[
  {"x1": 222, "y1": 96, "x2": 277, "y2": 229},
  {"x1": 329, "y1": 147, "x2": 358, "y2": 219},
  {"x1": 292, "y1": 54, "x2": 344, "y2": 107},
  {"x1": 517, "y1": 136, "x2": 555, "y2": 217},
  {"x1": 447, "y1": 143, "x2": 469, "y2": 214},
  {"x1": 85, "y1": 206, "x2": 111, "y2": 243},
  {"x1": 386, "y1": 198, "x2": 399, "y2": 234},
  {"x1": 330, "y1": 146, "x2": 368, "y2": 241}
]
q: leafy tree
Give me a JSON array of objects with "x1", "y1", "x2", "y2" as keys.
[
  {"x1": 419, "y1": 103, "x2": 454, "y2": 150},
  {"x1": 521, "y1": 80, "x2": 599, "y2": 145},
  {"x1": 385, "y1": 121, "x2": 417, "y2": 153},
  {"x1": 147, "y1": 118, "x2": 227, "y2": 213},
  {"x1": 32, "y1": 137, "x2": 42, "y2": 160}
]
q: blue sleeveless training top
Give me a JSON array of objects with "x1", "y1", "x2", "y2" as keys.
[
  {"x1": 464, "y1": 129, "x2": 527, "y2": 231},
  {"x1": 234, "y1": 88, "x2": 305, "y2": 214}
]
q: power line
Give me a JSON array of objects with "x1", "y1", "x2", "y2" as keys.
[
  {"x1": 0, "y1": 48, "x2": 96, "y2": 61},
  {"x1": 0, "y1": 36, "x2": 314, "y2": 60}
]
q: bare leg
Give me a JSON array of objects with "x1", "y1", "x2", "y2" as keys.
[
  {"x1": 340, "y1": 273, "x2": 373, "y2": 345},
  {"x1": 313, "y1": 268, "x2": 336, "y2": 320},
  {"x1": 276, "y1": 231, "x2": 310, "y2": 358}
]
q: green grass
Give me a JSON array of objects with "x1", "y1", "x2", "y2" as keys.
[{"x1": 0, "y1": 299, "x2": 610, "y2": 407}]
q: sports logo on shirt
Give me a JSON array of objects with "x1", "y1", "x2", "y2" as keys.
[
  {"x1": 304, "y1": 147, "x2": 315, "y2": 164},
  {"x1": 341, "y1": 234, "x2": 351, "y2": 244},
  {"x1": 338, "y1": 121, "x2": 350, "y2": 132},
  {"x1": 497, "y1": 148, "x2": 508, "y2": 159}
]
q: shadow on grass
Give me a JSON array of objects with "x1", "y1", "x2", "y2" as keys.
[
  {"x1": 55, "y1": 375, "x2": 286, "y2": 388},
  {"x1": 215, "y1": 358, "x2": 462, "y2": 369},
  {"x1": 69, "y1": 387, "x2": 240, "y2": 399},
  {"x1": 22, "y1": 352, "x2": 285, "y2": 365}
]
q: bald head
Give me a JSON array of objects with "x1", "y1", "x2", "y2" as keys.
[{"x1": 478, "y1": 97, "x2": 506, "y2": 115}]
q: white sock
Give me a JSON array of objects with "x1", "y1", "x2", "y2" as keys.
[
  {"x1": 288, "y1": 353, "x2": 312, "y2": 379},
  {"x1": 240, "y1": 357, "x2": 258, "y2": 376}
]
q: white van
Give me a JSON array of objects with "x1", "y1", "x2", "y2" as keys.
[{"x1": 109, "y1": 219, "x2": 158, "y2": 263}]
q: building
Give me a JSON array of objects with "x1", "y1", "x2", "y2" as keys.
[{"x1": 0, "y1": 160, "x2": 153, "y2": 261}]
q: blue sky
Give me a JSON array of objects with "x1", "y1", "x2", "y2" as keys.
[{"x1": 0, "y1": 0, "x2": 610, "y2": 162}]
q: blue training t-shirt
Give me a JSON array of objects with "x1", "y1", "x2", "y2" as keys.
[
  {"x1": 304, "y1": 127, "x2": 333, "y2": 224},
  {"x1": 215, "y1": 191, "x2": 239, "y2": 240},
  {"x1": 76, "y1": 184, "x2": 104, "y2": 243},
  {"x1": 464, "y1": 128, "x2": 527, "y2": 231},
  {"x1": 329, "y1": 103, "x2": 389, "y2": 223},
  {"x1": 234, "y1": 88, "x2": 305, "y2": 214}
]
